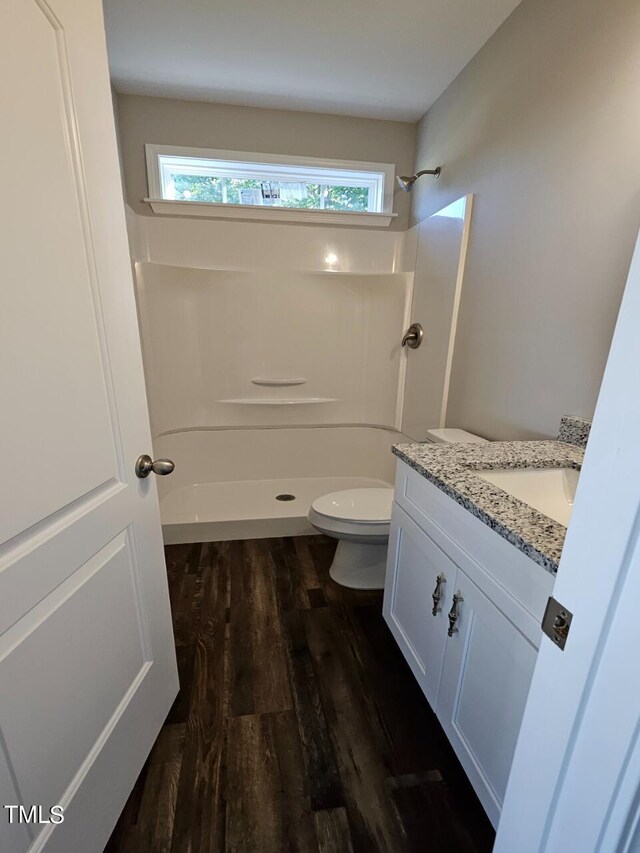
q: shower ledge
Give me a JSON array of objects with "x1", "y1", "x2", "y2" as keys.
[
  {"x1": 217, "y1": 397, "x2": 339, "y2": 405},
  {"x1": 144, "y1": 198, "x2": 396, "y2": 227},
  {"x1": 251, "y1": 377, "x2": 307, "y2": 386}
]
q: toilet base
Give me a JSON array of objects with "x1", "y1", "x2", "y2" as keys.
[{"x1": 329, "y1": 540, "x2": 388, "y2": 590}]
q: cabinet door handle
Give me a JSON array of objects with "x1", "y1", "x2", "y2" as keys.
[
  {"x1": 448, "y1": 593, "x2": 464, "y2": 637},
  {"x1": 431, "y1": 574, "x2": 446, "y2": 616}
]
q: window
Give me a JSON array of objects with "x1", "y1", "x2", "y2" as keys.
[{"x1": 144, "y1": 145, "x2": 397, "y2": 225}]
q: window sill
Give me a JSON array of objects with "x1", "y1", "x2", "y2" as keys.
[{"x1": 143, "y1": 198, "x2": 397, "y2": 227}]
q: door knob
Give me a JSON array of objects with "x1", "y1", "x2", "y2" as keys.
[
  {"x1": 135, "y1": 454, "x2": 175, "y2": 479},
  {"x1": 401, "y1": 322, "x2": 423, "y2": 349}
]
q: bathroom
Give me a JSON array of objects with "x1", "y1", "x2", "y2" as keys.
[{"x1": 2, "y1": 0, "x2": 640, "y2": 850}]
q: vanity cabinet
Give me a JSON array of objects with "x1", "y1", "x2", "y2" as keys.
[{"x1": 383, "y1": 460, "x2": 554, "y2": 827}]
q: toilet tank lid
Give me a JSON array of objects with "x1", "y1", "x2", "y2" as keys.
[{"x1": 425, "y1": 428, "x2": 489, "y2": 444}]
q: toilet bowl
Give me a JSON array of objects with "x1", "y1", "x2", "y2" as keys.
[
  {"x1": 308, "y1": 488, "x2": 393, "y2": 589},
  {"x1": 308, "y1": 428, "x2": 489, "y2": 589}
]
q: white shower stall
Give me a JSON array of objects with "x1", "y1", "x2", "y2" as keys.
[
  {"x1": 130, "y1": 196, "x2": 471, "y2": 542},
  {"x1": 135, "y1": 262, "x2": 412, "y2": 541}
]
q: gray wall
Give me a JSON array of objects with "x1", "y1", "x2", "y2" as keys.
[
  {"x1": 116, "y1": 93, "x2": 416, "y2": 231},
  {"x1": 411, "y1": 0, "x2": 640, "y2": 439}
]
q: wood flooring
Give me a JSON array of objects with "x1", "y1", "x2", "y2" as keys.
[{"x1": 105, "y1": 536, "x2": 495, "y2": 853}]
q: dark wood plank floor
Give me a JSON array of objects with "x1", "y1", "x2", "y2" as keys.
[{"x1": 106, "y1": 536, "x2": 495, "y2": 853}]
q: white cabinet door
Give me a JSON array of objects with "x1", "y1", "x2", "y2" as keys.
[
  {"x1": 383, "y1": 504, "x2": 456, "y2": 707},
  {"x1": 436, "y1": 568, "x2": 538, "y2": 828},
  {"x1": 0, "y1": 1, "x2": 178, "y2": 850}
]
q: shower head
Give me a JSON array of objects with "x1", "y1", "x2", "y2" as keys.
[
  {"x1": 396, "y1": 175, "x2": 417, "y2": 192},
  {"x1": 396, "y1": 167, "x2": 441, "y2": 192}
]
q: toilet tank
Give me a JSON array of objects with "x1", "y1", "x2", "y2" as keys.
[{"x1": 425, "y1": 428, "x2": 489, "y2": 444}]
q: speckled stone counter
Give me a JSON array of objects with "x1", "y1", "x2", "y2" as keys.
[
  {"x1": 557, "y1": 415, "x2": 591, "y2": 448},
  {"x1": 392, "y1": 438, "x2": 585, "y2": 574}
]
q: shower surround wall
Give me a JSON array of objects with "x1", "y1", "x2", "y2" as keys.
[
  {"x1": 128, "y1": 208, "x2": 413, "y2": 541},
  {"x1": 136, "y1": 263, "x2": 412, "y2": 434},
  {"x1": 126, "y1": 207, "x2": 406, "y2": 274}
]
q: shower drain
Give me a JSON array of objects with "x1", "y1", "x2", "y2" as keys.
[{"x1": 276, "y1": 493, "x2": 296, "y2": 501}]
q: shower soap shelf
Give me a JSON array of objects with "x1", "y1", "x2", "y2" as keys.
[
  {"x1": 251, "y1": 377, "x2": 307, "y2": 386},
  {"x1": 218, "y1": 397, "x2": 338, "y2": 405}
]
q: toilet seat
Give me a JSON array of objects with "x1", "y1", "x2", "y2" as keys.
[
  {"x1": 307, "y1": 508, "x2": 390, "y2": 541},
  {"x1": 311, "y1": 488, "x2": 393, "y2": 524}
]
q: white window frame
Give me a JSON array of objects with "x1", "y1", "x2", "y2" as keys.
[{"x1": 144, "y1": 144, "x2": 398, "y2": 227}]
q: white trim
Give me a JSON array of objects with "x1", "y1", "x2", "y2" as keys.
[
  {"x1": 439, "y1": 195, "x2": 474, "y2": 427},
  {"x1": 144, "y1": 197, "x2": 397, "y2": 227},
  {"x1": 395, "y1": 272, "x2": 415, "y2": 430},
  {"x1": 144, "y1": 143, "x2": 396, "y2": 225}
]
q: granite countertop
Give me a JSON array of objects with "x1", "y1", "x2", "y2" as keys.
[{"x1": 392, "y1": 417, "x2": 589, "y2": 575}]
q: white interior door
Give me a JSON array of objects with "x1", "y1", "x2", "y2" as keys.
[
  {"x1": 495, "y1": 229, "x2": 640, "y2": 851},
  {"x1": 0, "y1": 1, "x2": 178, "y2": 851}
]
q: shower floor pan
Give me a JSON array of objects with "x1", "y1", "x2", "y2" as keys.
[{"x1": 160, "y1": 475, "x2": 391, "y2": 544}]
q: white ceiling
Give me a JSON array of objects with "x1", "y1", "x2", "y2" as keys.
[{"x1": 103, "y1": 0, "x2": 521, "y2": 123}]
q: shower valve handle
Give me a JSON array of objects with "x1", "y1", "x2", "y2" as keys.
[
  {"x1": 135, "y1": 454, "x2": 175, "y2": 479},
  {"x1": 402, "y1": 323, "x2": 424, "y2": 349}
]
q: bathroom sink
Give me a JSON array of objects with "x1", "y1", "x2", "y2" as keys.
[{"x1": 475, "y1": 467, "x2": 579, "y2": 527}]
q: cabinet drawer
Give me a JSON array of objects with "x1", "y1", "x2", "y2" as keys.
[{"x1": 394, "y1": 460, "x2": 554, "y2": 627}]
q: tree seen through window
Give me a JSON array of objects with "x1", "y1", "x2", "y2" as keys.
[{"x1": 170, "y1": 173, "x2": 369, "y2": 211}]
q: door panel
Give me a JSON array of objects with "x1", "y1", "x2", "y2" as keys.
[
  {"x1": 437, "y1": 570, "x2": 537, "y2": 826},
  {"x1": 0, "y1": 533, "x2": 148, "y2": 809},
  {"x1": 0, "y1": 0, "x2": 178, "y2": 849},
  {"x1": 0, "y1": 483, "x2": 127, "y2": 636},
  {"x1": 1, "y1": 0, "x2": 119, "y2": 545},
  {"x1": 383, "y1": 503, "x2": 455, "y2": 706}
]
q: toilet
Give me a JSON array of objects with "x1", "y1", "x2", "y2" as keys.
[{"x1": 308, "y1": 428, "x2": 489, "y2": 589}]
